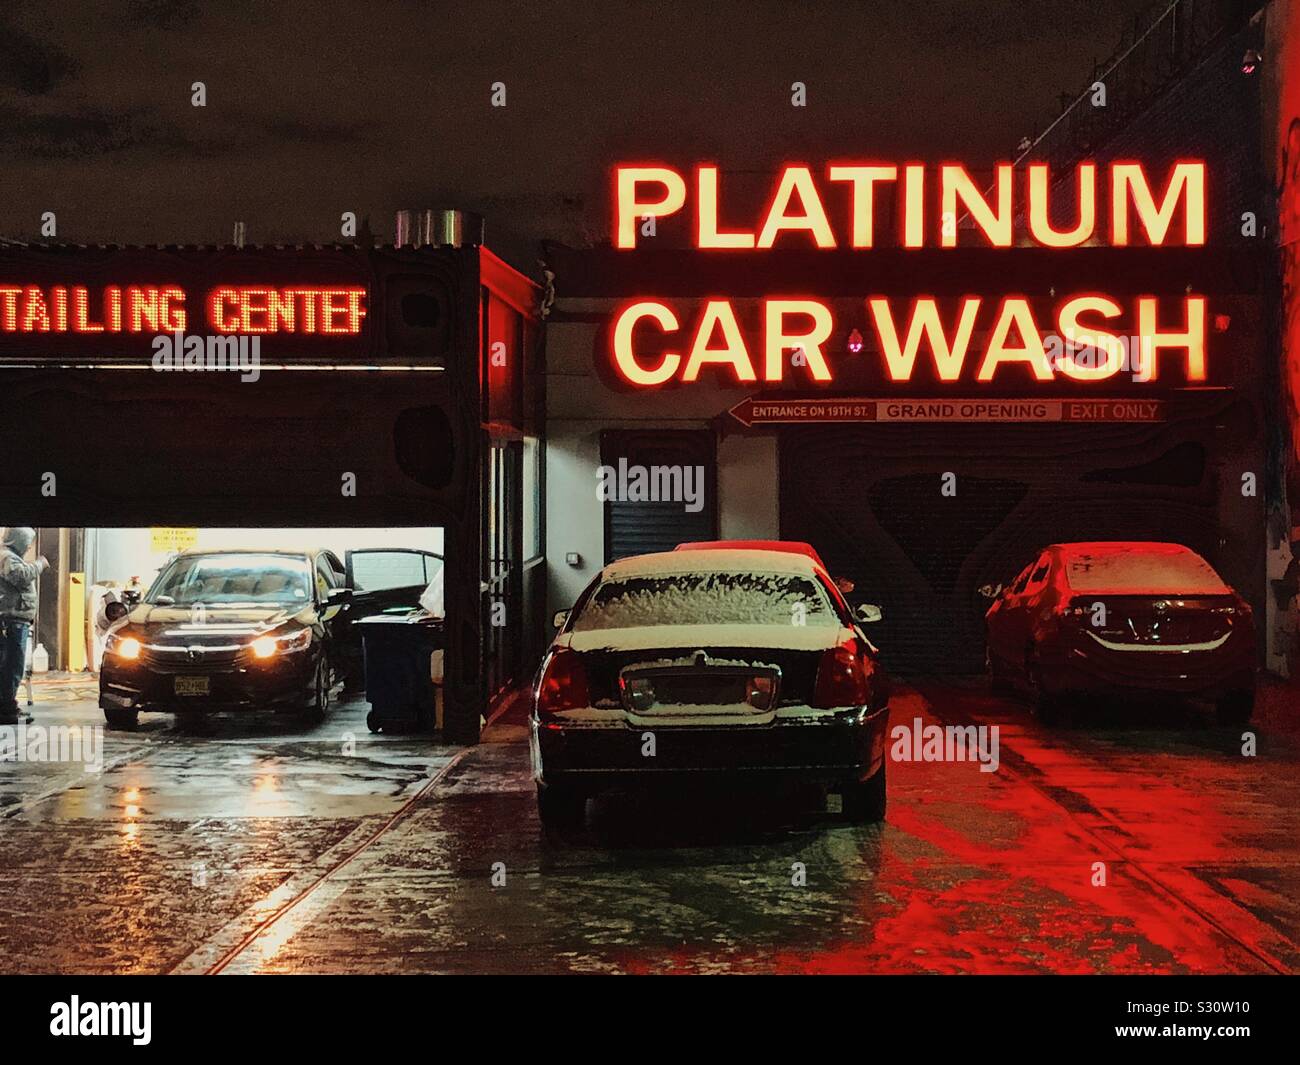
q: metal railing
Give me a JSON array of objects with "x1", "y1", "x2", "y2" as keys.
[{"x1": 1017, "y1": 0, "x2": 1259, "y2": 168}]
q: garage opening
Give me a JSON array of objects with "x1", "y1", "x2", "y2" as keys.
[
  {"x1": 778, "y1": 417, "x2": 1256, "y2": 676},
  {"x1": 10, "y1": 526, "x2": 453, "y2": 734}
]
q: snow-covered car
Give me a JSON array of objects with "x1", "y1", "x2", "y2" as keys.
[
  {"x1": 530, "y1": 548, "x2": 891, "y2": 827},
  {"x1": 983, "y1": 541, "x2": 1255, "y2": 724}
]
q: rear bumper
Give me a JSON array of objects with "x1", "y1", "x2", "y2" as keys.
[
  {"x1": 531, "y1": 704, "x2": 889, "y2": 794},
  {"x1": 1039, "y1": 635, "x2": 1254, "y2": 699},
  {"x1": 99, "y1": 653, "x2": 316, "y2": 713}
]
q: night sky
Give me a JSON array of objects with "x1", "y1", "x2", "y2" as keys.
[{"x1": 2, "y1": 0, "x2": 1155, "y2": 269}]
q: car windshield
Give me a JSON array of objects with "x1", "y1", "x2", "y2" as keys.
[
  {"x1": 1064, "y1": 545, "x2": 1229, "y2": 595},
  {"x1": 573, "y1": 570, "x2": 839, "y2": 631},
  {"x1": 147, "y1": 554, "x2": 313, "y2": 606}
]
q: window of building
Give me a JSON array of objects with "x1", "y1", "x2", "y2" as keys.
[{"x1": 523, "y1": 435, "x2": 541, "y2": 563}]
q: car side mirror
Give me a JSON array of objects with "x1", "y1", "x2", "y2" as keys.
[
  {"x1": 552, "y1": 609, "x2": 569, "y2": 630},
  {"x1": 326, "y1": 588, "x2": 353, "y2": 607},
  {"x1": 104, "y1": 601, "x2": 129, "y2": 623},
  {"x1": 854, "y1": 603, "x2": 883, "y2": 624}
]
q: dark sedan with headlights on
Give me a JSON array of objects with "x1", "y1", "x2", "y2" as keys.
[
  {"x1": 530, "y1": 547, "x2": 892, "y2": 828},
  {"x1": 99, "y1": 548, "x2": 355, "y2": 729}
]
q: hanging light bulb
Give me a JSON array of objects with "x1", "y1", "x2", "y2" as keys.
[
  {"x1": 1241, "y1": 49, "x2": 1262, "y2": 75},
  {"x1": 847, "y1": 327, "x2": 864, "y2": 354}
]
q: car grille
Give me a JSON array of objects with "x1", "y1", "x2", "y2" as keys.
[{"x1": 141, "y1": 645, "x2": 244, "y2": 672}]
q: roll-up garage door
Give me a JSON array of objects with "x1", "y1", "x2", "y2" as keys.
[
  {"x1": 600, "y1": 429, "x2": 717, "y2": 563},
  {"x1": 778, "y1": 418, "x2": 1242, "y2": 674}
]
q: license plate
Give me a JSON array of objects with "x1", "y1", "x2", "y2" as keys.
[
  {"x1": 619, "y1": 660, "x2": 781, "y2": 714},
  {"x1": 174, "y1": 676, "x2": 209, "y2": 696}
]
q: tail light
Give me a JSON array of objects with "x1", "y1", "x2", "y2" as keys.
[
  {"x1": 812, "y1": 640, "x2": 871, "y2": 708},
  {"x1": 1057, "y1": 596, "x2": 1088, "y2": 619},
  {"x1": 535, "y1": 648, "x2": 590, "y2": 719}
]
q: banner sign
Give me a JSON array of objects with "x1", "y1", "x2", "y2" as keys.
[
  {"x1": 0, "y1": 246, "x2": 375, "y2": 365},
  {"x1": 728, "y1": 396, "x2": 1169, "y2": 426}
]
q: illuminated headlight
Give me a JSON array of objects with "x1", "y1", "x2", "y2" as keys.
[
  {"x1": 250, "y1": 628, "x2": 312, "y2": 659},
  {"x1": 109, "y1": 635, "x2": 142, "y2": 660}
]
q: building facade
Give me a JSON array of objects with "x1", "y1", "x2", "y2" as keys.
[
  {"x1": 542, "y1": 0, "x2": 1295, "y2": 679},
  {"x1": 0, "y1": 237, "x2": 542, "y2": 740}
]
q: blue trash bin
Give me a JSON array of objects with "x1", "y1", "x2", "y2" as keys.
[{"x1": 358, "y1": 613, "x2": 444, "y2": 733}]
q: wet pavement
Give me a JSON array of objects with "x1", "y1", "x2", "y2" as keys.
[{"x1": 1, "y1": 677, "x2": 1297, "y2": 974}]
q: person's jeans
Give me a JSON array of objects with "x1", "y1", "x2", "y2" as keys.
[{"x1": 0, "y1": 619, "x2": 29, "y2": 719}]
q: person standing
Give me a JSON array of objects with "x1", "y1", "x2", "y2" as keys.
[{"x1": 0, "y1": 527, "x2": 48, "y2": 725}]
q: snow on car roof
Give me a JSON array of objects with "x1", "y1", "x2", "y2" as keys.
[
  {"x1": 603, "y1": 548, "x2": 821, "y2": 580},
  {"x1": 1052, "y1": 542, "x2": 1231, "y2": 595},
  {"x1": 566, "y1": 622, "x2": 848, "y2": 654},
  {"x1": 674, "y1": 540, "x2": 828, "y2": 570}
]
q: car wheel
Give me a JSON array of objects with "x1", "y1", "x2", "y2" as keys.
[
  {"x1": 104, "y1": 708, "x2": 138, "y2": 731},
  {"x1": 1215, "y1": 689, "x2": 1254, "y2": 726},
  {"x1": 986, "y1": 644, "x2": 1012, "y2": 694},
  {"x1": 300, "y1": 659, "x2": 329, "y2": 724},
  {"x1": 536, "y1": 782, "x2": 586, "y2": 828},
  {"x1": 1027, "y1": 659, "x2": 1067, "y2": 726},
  {"x1": 841, "y1": 761, "x2": 887, "y2": 823}
]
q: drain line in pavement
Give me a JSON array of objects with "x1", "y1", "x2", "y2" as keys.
[{"x1": 200, "y1": 747, "x2": 471, "y2": 975}]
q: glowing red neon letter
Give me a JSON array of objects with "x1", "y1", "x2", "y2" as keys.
[
  {"x1": 612, "y1": 301, "x2": 681, "y2": 385},
  {"x1": 1056, "y1": 295, "x2": 1125, "y2": 379},
  {"x1": 827, "y1": 165, "x2": 897, "y2": 248},
  {"x1": 977, "y1": 298, "x2": 1053, "y2": 381},
  {"x1": 756, "y1": 168, "x2": 836, "y2": 249},
  {"x1": 1135, "y1": 296, "x2": 1206, "y2": 381},
  {"x1": 696, "y1": 167, "x2": 755, "y2": 249},
  {"x1": 940, "y1": 164, "x2": 1013, "y2": 247},
  {"x1": 764, "y1": 300, "x2": 833, "y2": 381},
  {"x1": 615, "y1": 167, "x2": 687, "y2": 249},
  {"x1": 1027, "y1": 163, "x2": 1096, "y2": 247},
  {"x1": 868, "y1": 297, "x2": 980, "y2": 381},
  {"x1": 1111, "y1": 162, "x2": 1206, "y2": 246}
]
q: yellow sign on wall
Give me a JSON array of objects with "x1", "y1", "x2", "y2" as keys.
[
  {"x1": 68, "y1": 572, "x2": 86, "y2": 673},
  {"x1": 151, "y1": 527, "x2": 198, "y2": 553}
]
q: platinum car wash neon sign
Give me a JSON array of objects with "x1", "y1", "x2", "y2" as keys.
[
  {"x1": 0, "y1": 285, "x2": 367, "y2": 335},
  {"x1": 609, "y1": 161, "x2": 1209, "y2": 387}
]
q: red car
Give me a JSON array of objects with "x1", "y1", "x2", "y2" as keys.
[{"x1": 983, "y1": 542, "x2": 1255, "y2": 725}]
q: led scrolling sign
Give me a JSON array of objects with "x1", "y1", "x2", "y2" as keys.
[
  {"x1": 609, "y1": 161, "x2": 1211, "y2": 388},
  {"x1": 0, "y1": 285, "x2": 366, "y2": 336}
]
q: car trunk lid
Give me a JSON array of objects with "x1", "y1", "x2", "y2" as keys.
[
  {"x1": 618, "y1": 652, "x2": 782, "y2": 717},
  {"x1": 1074, "y1": 595, "x2": 1240, "y2": 648},
  {"x1": 576, "y1": 643, "x2": 829, "y2": 709}
]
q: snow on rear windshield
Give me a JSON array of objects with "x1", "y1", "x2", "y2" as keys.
[
  {"x1": 574, "y1": 571, "x2": 838, "y2": 631},
  {"x1": 1065, "y1": 546, "x2": 1228, "y2": 594}
]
